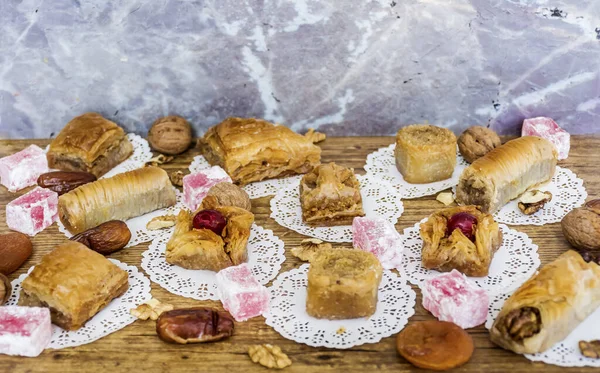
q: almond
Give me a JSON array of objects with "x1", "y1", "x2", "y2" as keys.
[{"x1": 0, "y1": 232, "x2": 33, "y2": 275}]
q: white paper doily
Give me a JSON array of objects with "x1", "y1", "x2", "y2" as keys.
[
  {"x1": 7, "y1": 260, "x2": 151, "y2": 350},
  {"x1": 265, "y1": 264, "x2": 416, "y2": 349},
  {"x1": 400, "y1": 219, "x2": 540, "y2": 294},
  {"x1": 486, "y1": 285, "x2": 600, "y2": 367},
  {"x1": 58, "y1": 188, "x2": 186, "y2": 247},
  {"x1": 364, "y1": 144, "x2": 468, "y2": 199},
  {"x1": 141, "y1": 224, "x2": 286, "y2": 300},
  {"x1": 189, "y1": 155, "x2": 303, "y2": 199},
  {"x1": 269, "y1": 175, "x2": 403, "y2": 242}
]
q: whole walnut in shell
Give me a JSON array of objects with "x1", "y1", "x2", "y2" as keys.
[
  {"x1": 561, "y1": 199, "x2": 600, "y2": 251},
  {"x1": 199, "y1": 182, "x2": 251, "y2": 211},
  {"x1": 457, "y1": 126, "x2": 501, "y2": 163},
  {"x1": 148, "y1": 116, "x2": 193, "y2": 155}
]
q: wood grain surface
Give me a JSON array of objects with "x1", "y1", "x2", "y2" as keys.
[{"x1": 0, "y1": 136, "x2": 598, "y2": 373}]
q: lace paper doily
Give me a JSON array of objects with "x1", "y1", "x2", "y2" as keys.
[
  {"x1": 269, "y1": 175, "x2": 404, "y2": 242},
  {"x1": 364, "y1": 144, "x2": 468, "y2": 199},
  {"x1": 400, "y1": 219, "x2": 540, "y2": 294},
  {"x1": 265, "y1": 264, "x2": 416, "y2": 349},
  {"x1": 189, "y1": 155, "x2": 303, "y2": 199},
  {"x1": 485, "y1": 286, "x2": 600, "y2": 367},
  {"x1": 141, "y1": 224, "x2": 286, "y2": 300},
  {"x1": 7, "y1": 260, "x2": 151, "y2": 350},
  {"x1": 58, "y1": 188, "x2": 186, "y2": 247}
]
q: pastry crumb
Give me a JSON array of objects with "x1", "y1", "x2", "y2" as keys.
[
  {"x1": 436, "y1": 192, "x2": 455, "y2": 206},
  {"x1": 336, "y1": 327, "x2": 346, "y2": 334},
  {"x1": 130, "y1": 298, "x2": 174, "y2": 321}
]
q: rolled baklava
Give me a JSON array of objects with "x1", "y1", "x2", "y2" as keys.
[
  {"x1": 58, "y1": 166, "x2": 177, "y2": 234},
  {"x1": 47, "y1": 113, "x2": 133, "y2": 177},
  {"x1": 198, "y1": 117, "x2": 321, "y2": 185},
  {"x1": 455, "y1": 136, "x2": 558, "y2": 213},
  {"x1": 490, "y1": 251, "x2": 600, "y2": 354},
  {"x1": 18, "y1": 242, "x2": 129, "y2": 330}
]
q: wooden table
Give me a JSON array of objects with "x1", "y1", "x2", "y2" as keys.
[{"x1": 0, "y1": 136, "x2": 598, "y2": 373}]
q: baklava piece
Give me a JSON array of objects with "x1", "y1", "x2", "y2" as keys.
[{"x1": 300, "y1": 163, "x2": 364, "y2": 226}]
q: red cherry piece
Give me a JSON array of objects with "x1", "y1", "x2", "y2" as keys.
[
  {"x1": 446, "y1": 212, "x2": 478, "y2": 242},
  {"x1": 193, "y1": 209, "x2": 227, "y2": 235}
]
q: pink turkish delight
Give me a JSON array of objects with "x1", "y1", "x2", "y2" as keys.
[
  {"x1": 216, "y1": 263, "x2": 270, "y2": 322},
  {"x1": 6, "y1": 187, "x2": 58, "y2": 236},
  {"x1": 183, "y1": 166, "x2": 232, "y2": 211},
  {"x1": 0, "y1": 306, "x2": 52, "y2": 357},
  {"x1": 0, "y1": 145, "x2": 48, "y2": 192},
  {"x1": 522, "y1": 117, "x2": 570, "y2": 160},
  {"x1": 421, "y1": 270, "x2": 489, "y2": 329},
  {"x1": 352, "y1": 216, "x2": 403, "y2": 269}
]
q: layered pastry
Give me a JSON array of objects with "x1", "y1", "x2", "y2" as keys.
[
  {"x1": 420, "y1": 205, "x2": 502, "y2": 277},
  {"x1": 47, "y1": 113, "x2": 134, "y2": 177},
  {"x1": 198, "y1": 117, "x2": 321, "y2": 185},
  {"x1": 394, "y1": 124, "x2": 457, "y2": 184},
  {"x1": 166, "y1": 206, "x2": 254, "y2": 271},
  {"x1": 299, "y1": 162, "x2": 364, "y2": 226},
  {"x1": 490, "y1": 251, "x2": 600, "y2": 354},
  {"x1": 456, "y1": 136, "x2": 558, "y2": 213},
  {"x1": 58, "y1": 166, "x2": 176, "y2": 234},
  {"x1": 18, "y1": 242, "x2": 129, "y2": 330},
  {"x1": 306, "y1": 248, "x2": 382, "y2": 319}
]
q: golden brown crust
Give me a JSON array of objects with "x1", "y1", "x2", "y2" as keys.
[
  {"x1": 299, "y1": 163, "x2": 364, "y2": 226},
  {"x1": 58, "y1": 167, "x2": 177, "y2": 234},
  {"x1": 456, "y1": 136, "x2": 558, "y2": 213},
  {"x1": 199, "y1": 117, "x2": 321, "y2": 185},
  {"x1": 18, "y1": 242, "x2": 129, "y2": 330},
  {"x1": 420, "y1": 205, "x2": 502, "y2": 277},
  {"x1": 490, "y1": 251, "x2": 600, "y2": 354},
  {"x1": 394, "y1": 124, "x2": 457, "y2": 184},
  {"x1": 47, "y1": 113, "x2": 133, "y2": 177}
]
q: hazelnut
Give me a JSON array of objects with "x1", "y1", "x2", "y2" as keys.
[
  {"x1": 561, "y1": 201, "x2": 600, "y2": 251},
  {"x1": 457, "y1": 126, "x2": 502, "y2": 163},
  {"x1": 0, "y1": 273, "x2": 11, "y2": 305},
  {"x1": 148, "y1": 116, "x2": 193, "y2": 155},
  {"x1": 199, "y1": 182, "x2": 251, "y2": 211}
]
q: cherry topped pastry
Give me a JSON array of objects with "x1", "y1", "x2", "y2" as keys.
[
  {"x1": 193, "y1": 209, "x2": 227, "y2": 235},
  {"x1": 446, "y1": 212, "x2": 478, "y2": 242}
]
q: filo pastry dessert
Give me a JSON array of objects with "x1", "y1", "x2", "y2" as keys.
[
  {"x1": 490, "y1": 251, "x2": 600, "y2": 354},
  {"x1": 58, "y1": 166, "x2": 176, "y2": 234},
  {"x1": 456, "y1": 136, "x2": 557, "y2": 213}
]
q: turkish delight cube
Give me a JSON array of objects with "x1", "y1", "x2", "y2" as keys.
[
  {"x1": 522, "y1": 117, "x2": 570, "y2": 160},
  {"x1": 352, "y1": 216, "x2": 403, "y2": 269},
  {"x1": 183, "y1": 166, "x2": 232, "y2": 211},
  {"x1": 216, "y1": 263, "x2": 269, "y2": 322},
  {"x1": 0, "y1": 306, "x2": 52, "y2": 357},
  {"x1": 6, "y1": 187, "x2": 58, "y2": 236},
  {"x1": 421, "y1": 270, "x2": 489, "y2": 329},
  {"x1": 0, "y1": 145, "x2": 48, "y2": 192}
]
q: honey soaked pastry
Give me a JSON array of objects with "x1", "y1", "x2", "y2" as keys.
[
  {"x1": 394, "y1": 124, "x2": 457, "y2": 184},
  {"x1": 47, "y1": 112, "x2": 133, "y2": 177},
  {"x1": 299, "y1": 162, "x2": 364, "y2": 226},
  {"x1": 306, "y1": 248, "x2": 382, "y2": 319},
  {"x1": 490, "y1": 251, "x2": 600, "y2": 354},
  {"x1": 456, "y1": 136, "x2": 558, "y2": 213},
  {"x1": 420, "y1": 205, "x2": 502, "y2": 277},
  {"x1": 58, "y1": 167, "x2": 176, "y2": 234},
  {"x1": 18, "y1": 242, "x2": 129, "y2": 330},
  {"x1": 199, "y1": 117, "x2": 321, "y2": 185}
]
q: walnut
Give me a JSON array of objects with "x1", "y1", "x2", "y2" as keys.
[
  {"x1": 290, "y1": 238, "x2": 333, "y2": 262},
  {"x1": 561, "y1": 199, "x2": 600, "y2": 251},
  {"x1": 146, "y1": 215, "x2": 177, "y2": 230},
  {"x1": 130, "y1": 298, "x2": 174, "y2": 321},
  {"x1": 148, "y1": 116, "x2": 193, "y2": 155},
  {"x1": 304, "y1": 128, "x2": 326, "y2": 143},
  {"x1": 248, "y1": 344, "x2": 292, "y2": 369},
  {"x1": 457, "y1": 126, "x2": 501, "y2": 163},
  {"x1": 518, "y1": 190, "x2": 552, "y2": 215},
  {"x1": 199, "y1": 182, "x2": 251, "y2": 211},
  {"x1": 169, "y1": 170, "x2": 185, "y2": 187},
  {"x1": 436, "y1": 192, "x2": 455, "y2": 206},
  {"x1": 579, "y1": 340, "x2": 600, "y2": 359},
  {"x1": 145, "y1": 154, "x2": 174, "y2": 167}
]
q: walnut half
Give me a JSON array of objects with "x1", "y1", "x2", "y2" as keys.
[
  {"x1": 248, "y1": 344, "x2": 292, "y2": 369},
  {"x1": 518, "y1": 190, "x2": 552, "y2": 215},
  {"x1": 291, "y1": 238, "x2": 333, "y2": 262},
  {"x1": 579, "y1": 340, "x2": 600, "y2": 359}
]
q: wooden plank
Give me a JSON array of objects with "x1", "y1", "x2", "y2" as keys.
[{"x1": 0, "y1": 136, "x2": 598, "y2": 372}]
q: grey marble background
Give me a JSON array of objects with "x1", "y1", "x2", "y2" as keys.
[{"x1": 0, "y1": 0, "x2": 599, "y2": 139}]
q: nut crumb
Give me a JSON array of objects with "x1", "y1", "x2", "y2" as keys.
[
  {"x1": 130, "y1": 298, "x2": 174, "y2": 321},
  {"x1": 145, "y1": 154, "x2": 174, "y2": 167},
  {"x1": 305, "y1": 128, "x2": 326, "y2": 143},
  {"x1": 169, "y1": 170, "x2": 185, "y2": 187},
  {"x1": 579, "y1": 340, "x2": 600, "y2": 359},
  {"x1": 291, "y1": 239, "x2": 333, "y2": 262},
  {"x1": 436, "y1": 192, "x2": 455, "y2": 206},
  {"x1": 336, "y1": 327, "x2": 346, "y2": 334},
  {"x1": 518, "y1": 190, "x2": 552, "y2": 215},
  {"x1": 248, "y1": 344, "x2": 292, "y2": 369},
  {"x1": 146, "y1": 215, "x2": 177, "y2": 230}
]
